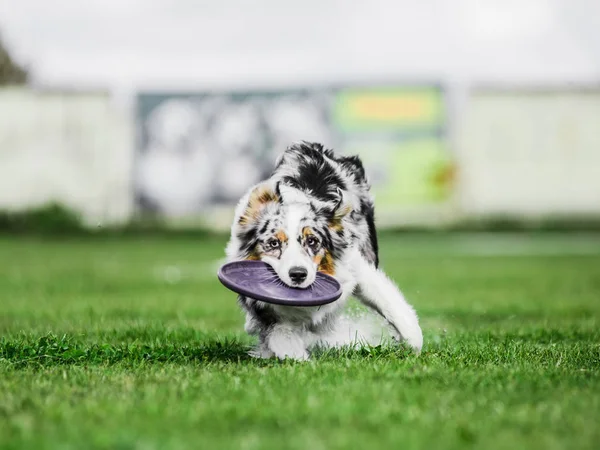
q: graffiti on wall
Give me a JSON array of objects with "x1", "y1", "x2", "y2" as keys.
[
  {"x1": 135, "y1": 91, "x2": 334, "y2": 217},
  {"x1": 135, "y1": 86, "x2": 451, "y2": 222}
]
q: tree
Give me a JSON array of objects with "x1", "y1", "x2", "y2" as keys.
[{"x1": 0, "y1": 35, "x2": 28, "y2": 85}]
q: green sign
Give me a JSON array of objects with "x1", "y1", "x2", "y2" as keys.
[{"x1": 343, "y1": 138, "x2": 454, "y2": 206}]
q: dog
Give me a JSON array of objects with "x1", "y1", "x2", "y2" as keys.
[{"x1": 225, "y1": 142, "x2": 423, "y2": 360}]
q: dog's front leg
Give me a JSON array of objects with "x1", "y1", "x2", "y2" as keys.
[
  {"x1": 265, "y1": 324, "x2": 309, "y2": 361},
  {"x1": 353, "y1": 257, "x2": 423, "y2": 353}
]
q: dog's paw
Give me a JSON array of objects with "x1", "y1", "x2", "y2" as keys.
[
  {"x1": 274, "y1": 348, "x2": 310, "y2": 361},
  {"x1": 403, "y1": 325, "x2": 423, "y2": 354},
  {"x1": 248, "y1": 345, "x2": 274, "y2": 359},
  {"x1": 390, "y1": 324, "x2": 423, "y2": 354},
  {"x1": 267, "y1": 326, "x2": 310, "y2": 361},
  {"x1": 270, "y1": 340, "x2": 310, "y2": 361}
]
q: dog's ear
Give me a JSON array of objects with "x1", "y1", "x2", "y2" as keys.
[
  {"x1": 329, "y1": 187, "x2": 352, "y2": 229},
  {"x1": 238, "y1": 182, "x2": 279, "y2": 227}
]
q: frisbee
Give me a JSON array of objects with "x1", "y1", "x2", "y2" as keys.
[{"x1": 217, "y1": 260, "x2": 342, "y2": 307}]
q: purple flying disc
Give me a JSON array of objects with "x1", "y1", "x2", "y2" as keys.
[{"x1": 217, "y1": 260, "x2": 342, "y2": 307}]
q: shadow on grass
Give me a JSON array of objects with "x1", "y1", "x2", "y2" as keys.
[
  {"x1": 3, "y1": 328, "x2": 598, "y2": 370},
  {"x1": 0, "y1": 333, "x2": 253, "y2": 367},
  {"x1": 0, "y1": 333, "x2": 419, "y2": 368}
]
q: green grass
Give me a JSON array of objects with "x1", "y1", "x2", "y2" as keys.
[{"x1": 0, "y1": 233, "x2": 599, "y2": 450}]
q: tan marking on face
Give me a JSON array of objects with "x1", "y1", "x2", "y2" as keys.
[
  {"x1": 245, "y1": 251, "x2": 261, "y2": 261},
  {"x1": 328, "y1": 205, "x2": 352, "y2": 231},
  {"x1": 329, "y1": 221, "x2": 343, "y2": 232},
  {"x1": 275, "y1": 230, "x2": 288, "y2": 243},
  {"x1": 238, "y1": 185, "x2": 279, "y2": 226},
  {"x1": 317, "y1": 251, "x2": 335, "y2": 276},
  {"x1": 302, "y1": 227, "x2": 314, "y2": 238}
]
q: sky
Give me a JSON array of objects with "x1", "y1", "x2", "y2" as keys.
[{"x1": 1, "y1": 0, "x2": 599, "y2": 93}]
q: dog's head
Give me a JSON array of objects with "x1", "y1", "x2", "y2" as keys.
[{"x1": 234, "y1": 182, "x2": 352, "y2": 288}]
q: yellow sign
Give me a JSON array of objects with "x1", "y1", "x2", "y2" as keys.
[{"x1": 333, "y1": 87, "x2": 444, "y2": 132}]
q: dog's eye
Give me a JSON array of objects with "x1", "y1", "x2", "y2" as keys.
[
  {"x1": 266, "y1": 238, "x2": 280, "y2": 250},
  {"x1": 306, "y1": 236, "x2": 320, "y2": 249}
]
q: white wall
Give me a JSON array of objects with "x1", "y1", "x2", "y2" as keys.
[
  {"x1": 0, "y1": 88, "x2": 134, "y2": 224},
  {"x1": 457, "y1": 89, "x2": 600, "y2": 217},
  {"x1": 2, "y1": 86, "x2": 599, "y2": 228}
]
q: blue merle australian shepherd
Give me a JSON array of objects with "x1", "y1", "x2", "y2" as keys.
[{"x1": 225, "y1": 142, "x2": 423, "y2": 360}]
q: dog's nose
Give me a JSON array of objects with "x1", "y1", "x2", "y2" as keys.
[{"x1": 289, "y1": 267, "x2": 308, "y2": 284}]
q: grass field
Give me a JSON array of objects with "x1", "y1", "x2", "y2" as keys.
[{"x1": 0, "y1": 232, "x2": 599, "y2": 450}]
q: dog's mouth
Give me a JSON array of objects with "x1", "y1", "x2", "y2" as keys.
[
  {"x1": 263, "y1": 260, "x2": 315, "y2": 289},
  {"x1": 275, "y1": 261, "x2": 331, "y2": 289},
  {"x1": 280, "y1": 273, "x2": 316, "y2": 290},
  {"x1": 278, "y1": 275, "x2": 314, "y2": 290},
  {"x1": 287, "y1": 280, "x2": 313, "y2": 289}
]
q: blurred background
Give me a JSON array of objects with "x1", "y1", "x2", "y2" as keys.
[{"x1": 1, "y1": 0, "x2": 599, "y2": 231}]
